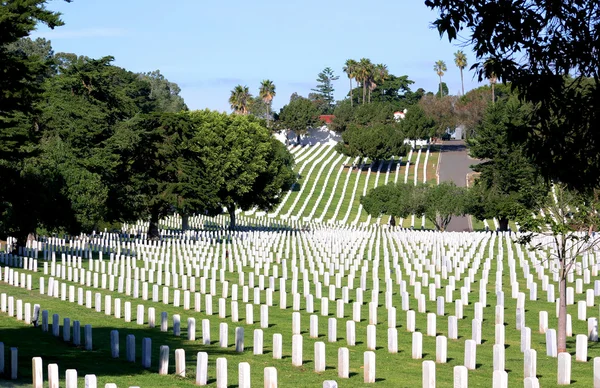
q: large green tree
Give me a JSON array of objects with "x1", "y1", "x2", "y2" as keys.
[
  {"x1": 453, "y1": 84, "x2": 511, "y2": 139},
  {"x1": 418, "y1": 94, "x2": 457, "y2": 138},
  {"x1": 191, "y1": 110, "x2": 296, "y2": 229},
  {"x1": 138, "y1": 70, "x2": 188, "y2": 113},
  {"x1": 421, "y1": 182, "x2": 468, "y2": 231},
  {"x1": 36, "y1": 55, "x2": 158, "y2": 234},
  {"x1": 337, "y1": 123, "x2": 408, "y2": 161},
  {"x1": 278, "y1": 97, "x2": 319, "y2": 142},
  {"x1": 365, "y1": 74, "x2": 417, "y2": 106},
  {"x1": 467, "y1": 97, "x2": 548, "y2": 231},
  {"x1": 108, "y1": 113, "x2": 220, "y2": 237},
  {"x1": 0, "y1": 0, "x2": 70, "y2": 246},
  {"x1": 311, "y1": 67, "x2": 339, "y2": 114},
  {"x1": 361, "y1": 183, "x2": 415, "y2": 226},
  {"x1": 402, "y1": 105, "x2": 436, "y2": 141},
  {"x1": 426, "y1": 0, "x2": 600, "y2": 193}
]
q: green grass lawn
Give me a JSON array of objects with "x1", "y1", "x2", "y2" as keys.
[{"x1": 278, "y1": 145, "x2": 334, "y2": 216}]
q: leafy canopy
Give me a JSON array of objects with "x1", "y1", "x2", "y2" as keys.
[
  {"x1": 361, "y1": 182, "x2": 467, "y2": 231},
  {"x1": 426, "y1": 0, "x2": 600, "y2": 192},
  {"x1": 278, "y1": 97, "x2": 320, "y2": 135},
  {"x1": 466, "y1": 97, "x2": 548, "y2": 230}
]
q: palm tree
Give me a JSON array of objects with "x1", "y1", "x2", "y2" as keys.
[
  {"x1": 484, "y1": 58, "x2": 498, "y2": 103},
  {"x1": 343, "y1": 59, "x2": 357, "y2": 106},
  {"x1": 229, "y1": 85, "x2": 251, "y2": 115},
  {"x1": 370, "y1": 63, "x2": 389, "y2": 103},
  {"x1": 489, "y1": 73, "x2": 498, "y2": 103},
  {"x1": 434, "y1": 60, "x2": 447, "y2": 97},
  {"x1": 259, "y1": 80, "x2": 276, "y2": 125},
  {"x1": 454, "y1": 51, "x2": 467, "y2": 96},
  {"x1": 357, "y1": 58, "x2": 373, "y2": 104}
]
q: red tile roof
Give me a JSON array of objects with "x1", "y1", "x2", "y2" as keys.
[{"x1": 319, "y1": 115, "x2": 335, "y2": 124}]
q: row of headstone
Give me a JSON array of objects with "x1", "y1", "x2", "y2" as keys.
[
  {"x1": 3, "y1": 225, "x2": 600, "y2": 387},
  {"x1": 156, "y1": 347, "x2": 279, "y2": 387},
  {"x1": 31, "y1": 356, "x2": 121, "y2": 388}
]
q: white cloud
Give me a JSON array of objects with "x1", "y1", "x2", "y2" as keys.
[{"x1": 31, "y1": 27, "x2": 128, "y2": 39}]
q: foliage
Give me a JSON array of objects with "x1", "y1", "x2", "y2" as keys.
[
  {"x1": 466, "y1": 98, "x2": 548, "y2": 230},
  {"x1": 308, "y1": 92, "x2": 329, "y2": 117},
  {"x1": 330, "y1": 98, "x2": 403, "y2": 133},
  {"x1": 454, "y1": 50, "x2": 468, "y2": 96},
  {"x1": 0, "y1": 0, "x2": 69, "y2": 244},
  {"x1": 277, "y1": 97, "x2": 319, "y2": 135},
  {"x1": 229, "y1": 85, "x2": 251, "y2": 115},
  {"x1": 425, "y1": 0, "x2": 600, "y2": 193},
  {"x1": 247, "y1": 96, "x2": 269, "y2": 122},
  {"x1": 434, "y1": 82, "x2": 449, "y2": 98},
  {"x1": 108, "y1": 113, "x2": 222, "y2": 236},
  {"x1": 454, "y1": 86, "x2": 493, "y2": 139},
  {"x1": 367, "y1": 74, "x2": 417, "y2": 106},
  {"x1": 433, "y1": 60, "x2": 447, "y2": 97},
  {"x1": 329, "y1": 100, "x2": 354, "y2": 133},
  {"x1": 355, "y1": 58, "x2": 373, "y2": 104},
  {"x1": 422, "y1": 182, "x2": 468, "y2": 231},
  {"x1": 311, "y1": 67, "x2": 339, "y2": 114},
  {"x1": 418, "y1": 94, "x2": 457, "y2": 137},
  {"x1": 401, "y1": 105, "x2": 436, "y2": 140},
  {"x1": 337, "y1": 123, "x2": 408, "y2": 161},
  {"x1": 515, "y1": 183, "x2": 600, "y2": 353},
  {"x1": 361, "y1": 182, "x2": 467, "y2": 230},
  {"x1": 138, "y1": 70, "x2": 188, "y2": 113},
  {"x1": 343, "y1": 59, "x2": 358, "y2": 106},
  {"x1": 40, "y1": 55, "x2": 155, "y2": 156},
  {"x1": 190, "y1": 110, "x2": 296, "y2": 229},
  {"x1": 6, "y1": 49, "x2": 189, "y2": 238},
  {"x1": 361, "y1": 183, "x2": 416, "y2": 224},
  {"x1": 259, "y1": 79, "x2": 276, "y2": 124},
  {"x1": 352, "y1": 102, "x2": 396, "y2": 127}
]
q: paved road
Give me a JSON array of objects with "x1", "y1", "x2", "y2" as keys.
[{"x1": 438, "y1": 140, "x2": 479, "y2": 232}]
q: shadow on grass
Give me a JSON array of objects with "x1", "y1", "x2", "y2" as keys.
[{"x1": 0, "y1": 323, "x2": 247, "y2": 384}]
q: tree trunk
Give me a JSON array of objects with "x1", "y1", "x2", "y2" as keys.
[
  {"x1": 362, "y1": 82, "x2": 366, "y2": 105},
  {"x1": 498, "y1": 217, "x2": 509, "y2": 231},
  {"x1": 147, "y1": 210, "x2": 160, "y2": 240},
  {"x1": 228, "y1": 204, "x2": 236, "y2": 231},
  {"x1": 460, "y1": 69, "x2": 464, "y2": 96},
  {"x1": 390, "y1": 215, "x2": 396, "y2": 227},
  {"x1": 558, "y1": 273, "x2": 567, "y2": 353},
  {"x1": 266, "y1": 103, "x2": 270, "y2": 127},
  {"x1": 492, "y1": 83, "x2": 496, "y2": 103},
  {"x1": 349, "y1": 79, "x2": 353, "y2": 107},
  {"x1": 437, "y1": 215, "x2": 447, "y2": 232},
  {"x1": 14, "y1": 231, "x2": 29, "y2": 255},
  {"x1": 439, "y1": 75, "x2": 443, "y2": 97},
  {"x1": 13, "y1": 222, "x2": 37, "y2": 254},
  {"x1": 181, "y1": 214, "x2": 190, "y2": 231}
]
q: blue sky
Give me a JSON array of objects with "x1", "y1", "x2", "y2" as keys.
[{"x1": 33, "y1": 0, "x2": 484, "y2": 113}]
